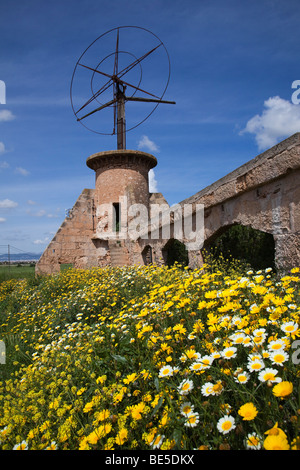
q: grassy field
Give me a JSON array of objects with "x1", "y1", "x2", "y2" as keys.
[{"x1": 0, "y1": 264, "x2": 36, "y2": 283}]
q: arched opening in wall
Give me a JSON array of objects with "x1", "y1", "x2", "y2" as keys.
[
  {"x1": 142, "y1": 245, "x2": 153, "y2": 265},
  {"x1": 162, "y1": 239, "x2": 189, "y2": 267},
  {"x1": 204, "y1": 224, "x2": 276, "y2": 271}
]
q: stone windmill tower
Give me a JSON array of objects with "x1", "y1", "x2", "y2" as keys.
[{"x1": 36, "y1": 27, "x2": 174, "y2": 274}]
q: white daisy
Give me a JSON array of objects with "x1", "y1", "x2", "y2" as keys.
[
  {"x1": 178, "y1": 379, "x2": 194, "y2": 395},
  {"x1": 190, "y1": 355, "x2": 214, "y2": 372},
  {"x1": 184, "y1": 412, "x2": 200, "y2": 428},
  {"x1": 151, "y1": 434, "x2": 165, "y2": 449},
  {"x1": 189, "y1": 362, "x2": 203, "y2": 372},
  {"x1": 245, "y1": 432, "x2": 262, "y2": 450},
  {"x1": 287, "y1": 304, "x2": 297, "y2": 310},
  {"x1": 216, "y1": 415, "x2": 236, "y2": 434},
  {"x1": 158, "y1": 365, "x2": 174, "y2": 378},
  {"x1": 258, "y1": 368, "x2": 282, "y2": 383},
  {"x1": 230, "y1": 332, "x2": 246, "y2": 344},
  {"x1": 269, "y1": 350, "x2": 289, "y2": 366},
  {"x1": 13, "y1": 440, "x2": 28, "y2": 450},
  {"x1": 267, "y1": 339, "x2": 286, "y2": 351},
  {"x1": 180, "y1": 402, "x2": 194, "y2": 416},
  {"x1": 252, "y1": 328, "x2": 266, "y2": 337},
  {"x1": 201, "y1": 382, "x2": 215, "y2": 396},
  {"x1": 221, "y1": 346, "x2": 237, "y2": 360},
  {"x1": 247, "y1": 359, "x2": 265, "y2": 373},
  {"x1": 234, "y1": 371, "x2": 250, "y2": 384},
  {"x1": 211, "y1": 350, "x2": 221, "y2": 359},
  {"x1": 281, "y1": 321, "x2": 298, "y2": 335}
]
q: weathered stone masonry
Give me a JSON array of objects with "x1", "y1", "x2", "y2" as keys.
[{"x1": 36, "y1": 133, "x2": 300, "y2": 274}]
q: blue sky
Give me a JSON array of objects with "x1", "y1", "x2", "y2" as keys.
[{"x1": 1, "y1": 0, "x2": 300, "y2": 254}]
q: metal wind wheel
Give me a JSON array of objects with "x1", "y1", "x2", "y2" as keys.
[{"x1": 70, "y1": 26, "x2": 175, "y2": 149}]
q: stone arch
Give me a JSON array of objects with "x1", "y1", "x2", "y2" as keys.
[
  {"x1": 162, "y1": 238, "x2": 189, "y2": 267},
  {"x1": 141, "y1": 245, "x2": 153, "y2": 265},
  {"x1": 203, "y1": 223, "x2": 276, "y2": 270}
]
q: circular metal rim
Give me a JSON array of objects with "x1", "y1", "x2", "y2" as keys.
[{"x1": 70, "y1": 26, "x2": 171, "y2": 136}]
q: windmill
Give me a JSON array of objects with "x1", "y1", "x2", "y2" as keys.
[{"x1": 70, "y1": 26, "x2": 175, "y2": 149}]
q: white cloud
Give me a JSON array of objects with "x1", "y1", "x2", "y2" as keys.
[
  {"x1": 26, "y1": 209, "x2": 46, "y2": 217},
  {"x1": 149, "y1": 169, "x2": 158, "y2": 193},
  {"x1": 33, "y1": 237, "x2": 50, "y2": 245},
  {"x1": 241, "y1": 96, "x2": 300, "y2": 150},
  {"x1": 0, "y1": 217, "x2": 6, "y2": 223},
  {"x1": 138, "y1": 135, "x2": 159, "y2": 153},
  {"x1": 0, "y1": 160, "x2": 9, "y2": 169},
  {"x1": 15, "y1": 166, "x2": 30, "y2": 176},
  {"x1": 0, "y1": 142, "x2": 6, "y2": 155},
  {"x1": 0, "y1": 198, "x2": 18, "y2": 208},
  {"x1": 0, "y1": 109, "x2": 15, "y2": 122},
  {"x1": 27, "y1": 199, "x2": 37, "y2": 205}
]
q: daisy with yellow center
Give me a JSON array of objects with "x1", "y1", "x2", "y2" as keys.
[
  {"x1": 247, "y1": 359, "x2": 265, "y2": 373},
  {"x1": 13, "y1": 440, "x2": 28, "y2": 450},
  {"x1": 245, "y1": 432, "x2": 262, "y2": 450},
  {"x1": 184, "y1": 412, "x2": 200, "y2": 428},
  {"x1": 280, "y1": 321, "x2": 298, "y2": 335},
  {"x1": 230, "y1": 332, "x2": 246, "y2": 344},
  {"x1": 221, "y1": 347, "x2": 237, "y2": 360},
  {"x1": 151, "y1": 433, "x2": 165, "y2": 449},
  {"x1": 159, "y1": 365, "x2": 174, "y2": 378},
  {"x1": 180, "y1": 402, "x2": 194, "y2": 416},
  {"x1": 45, "y1": 441, "x2": 58, "y2": 450},
  {"x1": 238, "y1": 402, "x2": 258, "y2": 421},
  {"x1": 178, "y1": 379, "x2": 194, "y2": 395},
  {"x1": 201, "y1": 382, "x2": 214, "y2": 397},
  {"x1": 269, "y1": 350, "x2": 289, "y2": 367},
  {"x1": 189, "y1": 362, "x2": 203, "y2": 372},
  {"x1": 190, "y1": 355, "x2": 213, "y2": 372},
  {"x1": 217, "y1": 415, "x2": 236, "y2": 434},
  {"x1": 252, "y1": 328, "x2": 266, "y2": 337},
  {"x1": 267, "y1": 339, "x2": 286, "y2": 351},
  {"x1": 258, "y1": 368, "x2": 281, "y2": 383},
  {"x1": 234, "y1": 371, "x2": 250, "y2": 384}
]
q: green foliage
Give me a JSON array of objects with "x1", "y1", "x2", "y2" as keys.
[
  {"x1": 207, "y1": 225, "x2": 276, "y2": 271},
  {"x1": 165, "y1": 239, "x2": 189, "y2": 267}
]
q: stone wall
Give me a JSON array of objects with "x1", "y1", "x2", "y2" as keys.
[
  {"x1": 36, "y1": 133, "x2": 300, "y2": 274},
  {"x1": 146, "y1": 133, "x2": 300, "y2": 271}
]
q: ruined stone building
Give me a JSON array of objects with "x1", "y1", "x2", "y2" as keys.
[{"x1": 36, "y1": 132, "x2": 300, "y2": 274}]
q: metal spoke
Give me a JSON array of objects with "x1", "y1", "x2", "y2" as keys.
[{"x1": 77, "y1": 98, "x2": 117, "y2": 121}]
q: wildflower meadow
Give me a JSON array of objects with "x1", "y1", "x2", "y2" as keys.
[{"x1": 0, "y1": 262, "x2": 299, "y2": 450}]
